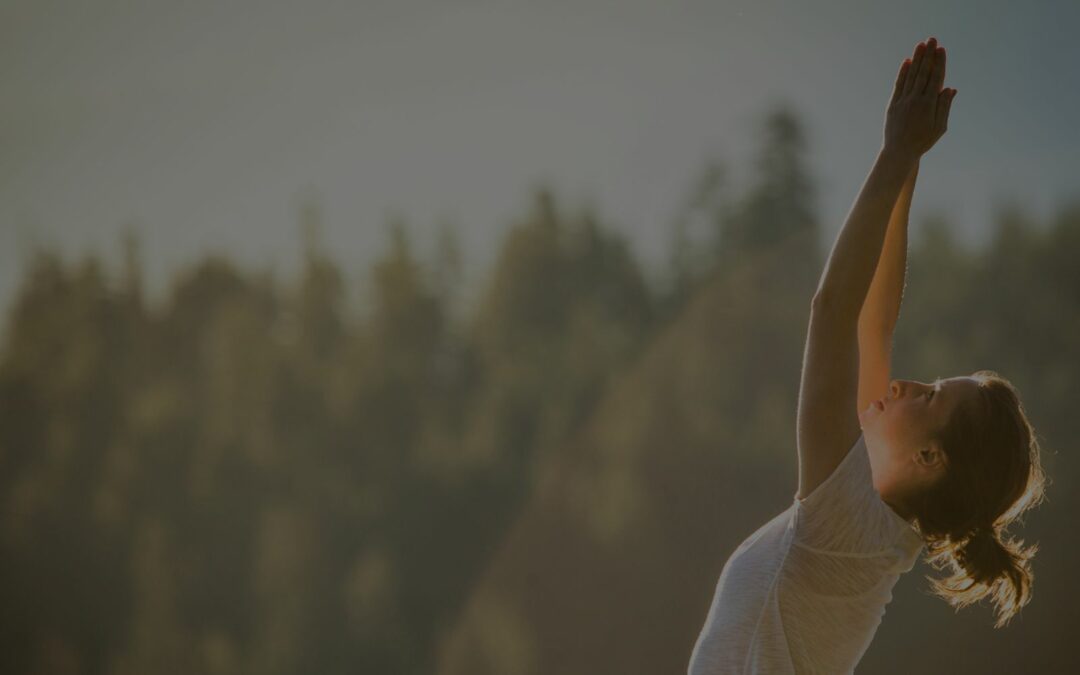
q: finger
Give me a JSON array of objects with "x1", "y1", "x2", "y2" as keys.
[
  {"x1": 929, "y1": 46, "x2": 946, "y2": 94},
  {"x1": 914, "y1": 39, "x2": 936, "y2": 94},
  {"x1": 905, "y1": 42, "x2": 927, "y2": 95},
  {"x1": 891, "y1": 59, "x2": 911, "y2": 104},
  {"x1": 935, "y1": 88, "x2": 956, "y2": 132}
]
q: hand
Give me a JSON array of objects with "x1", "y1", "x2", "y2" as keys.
[{"x1": 883, "y1": 37, "x2": 956, "y2": 158}]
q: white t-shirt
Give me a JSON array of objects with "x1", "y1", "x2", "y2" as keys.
[{"x1": 687, "y1": 432, "x2": 925, "y2": 675}]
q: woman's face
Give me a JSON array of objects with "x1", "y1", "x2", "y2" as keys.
[{"x1": 859, "y1": 376, "x2": 982, "y2": 506}]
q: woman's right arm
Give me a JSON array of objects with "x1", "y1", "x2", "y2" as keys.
[
  {"x1": 859, "y1": 159, "x2": 917, "y2": 338},
  {"x1": 856, "y1": 159, "x2": 918, "y2": 415}
]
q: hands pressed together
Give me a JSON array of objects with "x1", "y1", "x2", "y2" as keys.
[{"x1": 884, "y1": 37, "x2": 957, "y2": 158}]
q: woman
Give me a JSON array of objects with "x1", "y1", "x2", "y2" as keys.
[{"x1": 688, "y1": 37, "x2": 1047, "y2": 675}]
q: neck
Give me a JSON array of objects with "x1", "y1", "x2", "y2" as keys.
[{"x1": 881, "y1": 490, "x2": 918, "y2": 523}]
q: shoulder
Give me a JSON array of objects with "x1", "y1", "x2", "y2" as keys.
[
  {"x1": 796, "y1": 302, "x2": 863, "y2": 500},
  {"x1": 792, "y1": 434, "x2": 918, "y2": 555}
]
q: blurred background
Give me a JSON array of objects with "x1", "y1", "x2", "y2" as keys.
[{"x1": 1, "y1": 1, "x2": 1077, "y2": 673}]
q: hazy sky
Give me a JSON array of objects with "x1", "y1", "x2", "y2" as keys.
[{"x1": 2, "y1": 0, "x2": 1077, "y2": 320}]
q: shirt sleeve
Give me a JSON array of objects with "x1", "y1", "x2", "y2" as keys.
[{"x1": 791, "y1": 433, "x2": 908, "y2": 555}]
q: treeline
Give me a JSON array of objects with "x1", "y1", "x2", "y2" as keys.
[{"x1": 0, "y1": 105, "x2": 1075, "y2": 674}]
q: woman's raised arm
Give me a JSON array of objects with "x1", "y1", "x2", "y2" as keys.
[
  {"x1": 856, "y1": 159, "x2": 918, "y2": 414},
  {"x1": 813, "y1": 37, "x2": 956, "y2": 320},
  {"x1": 795, "y1": 37, "x2": 955, "y2": 499}
]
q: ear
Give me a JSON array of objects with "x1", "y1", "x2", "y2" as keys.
[{"x1": 915, "y1": 440, "x2": 947, "y2": 472}]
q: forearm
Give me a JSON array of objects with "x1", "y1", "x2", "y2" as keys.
[
  {"x1": 813, "y1": 146, "x2": 919, "y2": 320},
  {"x1": 858, "y1": 159, "x2": 918, "y2": 337}
]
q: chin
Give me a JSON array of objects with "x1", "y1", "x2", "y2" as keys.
[{"x1": 859, "y1": 410, "x2": 878, "y2": 434}]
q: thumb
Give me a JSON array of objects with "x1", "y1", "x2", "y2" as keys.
[{"x1": 935, "y1": 88, "x2": 956, "y2": 133}]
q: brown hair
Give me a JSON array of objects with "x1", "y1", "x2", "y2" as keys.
[{"x1": 909, "y1": 369, "x2": 1048, "y2": 628}]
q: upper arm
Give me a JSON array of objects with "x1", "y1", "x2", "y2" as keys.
[{"x1": 795, "y1": 296, "x2": 863, "y2": 500}]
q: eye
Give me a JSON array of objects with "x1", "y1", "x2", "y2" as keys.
[{"x1": 926, "y1": 390, "x2": 935, "y2": 401}]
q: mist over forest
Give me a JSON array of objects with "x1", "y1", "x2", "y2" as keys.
[{"x1": 0, "y1": 106, "x2": 1075, "y2": 674}]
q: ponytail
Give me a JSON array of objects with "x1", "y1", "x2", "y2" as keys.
[
  {"x1": 959, "y1": 527, "x2": 1012, "y2": 584},
  {"x1": 925, "y1": 525, "x2": 1038, "y2": 629}
]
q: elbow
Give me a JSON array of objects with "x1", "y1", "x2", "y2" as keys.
[
  {"x1": 810, "y1": 288, "x2": 833, "y2": 310},
  {"x1": 811, "y1": 281, "x2": 838, "y2": 309}
]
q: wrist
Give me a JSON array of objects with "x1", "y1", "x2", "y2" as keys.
[{"x1": 879, "y1": 143, "x2": 921, "y2": 167}]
